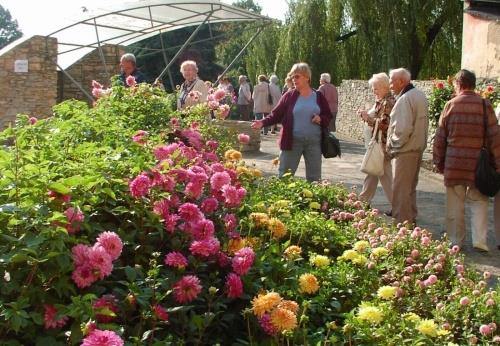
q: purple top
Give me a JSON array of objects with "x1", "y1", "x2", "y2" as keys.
[{"x1": 262, "y1": 89, "x2": 332, "y2": 150}]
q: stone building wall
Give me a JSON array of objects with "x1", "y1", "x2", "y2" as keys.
[
  {"x1": 336, "y1": 80, "x2": 436, "y2": 153},
  {"x1": 59, "y1": 45, "x2": 125, "y2": 103},
  {"x1": 0, "y1": 35, "x2": 58, "y2": 128}
]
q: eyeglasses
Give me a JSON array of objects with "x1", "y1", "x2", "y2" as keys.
[{"x1": 292, "y1": 74, "x2": 302, "y2": 80}]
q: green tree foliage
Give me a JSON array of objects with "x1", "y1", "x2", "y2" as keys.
[
  {"x1": 0, "y1": 5, "x2": 22, "y2": 49},
  {"x1": 345, "y1": 0, "x2": 462, "y2": 79}
]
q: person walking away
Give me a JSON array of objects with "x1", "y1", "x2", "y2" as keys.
[
  {"x1": 318, "y1": 73, "x2": 339, "y2": 132},
  {"x1": 177, "y1": 60, "x2": 208, "y2": 110},
  {"x1": 251, "y1": 63, "x2": 332, "y2": 182},
  {"x1": 252, "y1": 75, "x2": 273, "y2": 134},
  {"x1": 269, "y1": 75, "x2": 282, "y2": 134},
  {"x1": 434, "y1": 69, "x2": 500, "y2": 252},
  {"x1": 237, "y1": 75, "x2": 252, "y2": 121},
  {"x1": 495, "y1": 104, "x2": 500, "y2": 251},
  {"x1": 358, "y1": 73, "x2": 395, "y2": 209},
  {"x1": 387, "y1": 68, "x2": 428, "y2": 224}
]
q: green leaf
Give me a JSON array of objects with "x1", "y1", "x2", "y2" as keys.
[
  {"x1": 124, "y1": 266, "x2": 137, "y2": 282},
  {"x1": 48, "y1": 182, "x2": 71, "y2": 195},
  {"x1": 102, "y1": 188, "x2": 116, "y2": 200}
]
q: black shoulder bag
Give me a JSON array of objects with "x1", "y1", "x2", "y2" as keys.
[
  {"x1": 316, "y1": 91, "x2": 341, "y2": 158},
  {"x1": 474, "y1": 99, "x2": 500, "y2": 197}
]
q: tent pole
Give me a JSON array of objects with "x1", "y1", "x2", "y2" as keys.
[
  {"x1": 93, "y1": 18, "x2": 111, "y2": 80},
  {"x1": 57, "y1": 63, "x2": 95, "y2": 103},
  {"x1": 155, "y1": 11, "x2": 214, "y2": 82},
  {"x1": 215, "y1": 26, "x2": 264, "y2": 85}
]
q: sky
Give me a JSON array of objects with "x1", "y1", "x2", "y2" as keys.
[{"x1": 0, "y1": 0, "x2": 288, "y2": 37}]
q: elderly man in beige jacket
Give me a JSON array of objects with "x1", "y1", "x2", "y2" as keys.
[{"x1": 387, "y1": 68, "x2": 429, "y2": 224}]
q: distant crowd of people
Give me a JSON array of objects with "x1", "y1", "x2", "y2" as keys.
[{"x1": 115, "y1": 53, "x2": 500, "y2": 252}]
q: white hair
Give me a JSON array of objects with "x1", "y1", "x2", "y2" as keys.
[
  {"x1": 368, "y1": 72, "x2": 390, "y2": 89},
  {"x1": 120, "y1": 53, "x2": 136, "y2": 65},
  {"x1": 180, "y1": 60, "x2": 198, "y2": 72},
  {"x1": 238, "y1": 75, "x2": 247, "y2": 82},
  {"x1": 389, "y1": 68, "x2": 411, "y2": 83},
  {"x1": 270, "y1": 74, "x2": 279, "y2": 84},
  {"x1": 320, "y1": 73, "x2": 331, "y2": 83}
]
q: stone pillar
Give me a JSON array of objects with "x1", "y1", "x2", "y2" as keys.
[{"x1": 0, "y1": 35, "x2": 58, "y2": 128}]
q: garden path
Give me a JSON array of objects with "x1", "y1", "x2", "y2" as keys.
[{"x1": 243, "y1": 133, "x2": 500, "y2": 286}]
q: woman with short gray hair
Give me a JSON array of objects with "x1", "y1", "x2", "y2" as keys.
[
  {"x1": 357, "y1": 72, "x2": 395, "y2": 210},
  {"x1": 177, "y1": 60, "x2": 208, "y2": 110}
]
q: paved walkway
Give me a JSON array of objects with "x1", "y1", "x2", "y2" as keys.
[{"x1": 244, "y1": 133, "x2": 500, "y2": 285}]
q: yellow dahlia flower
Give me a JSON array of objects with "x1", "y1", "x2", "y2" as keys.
[
  {"x1": 340, "y1": 249, "x2": 359, "y2": 261},
  {"x1": 356, "y1": 304, "x2": 383, "y2": 324},
  {"x1": 268, "y1": 218, "x2": 287, "y2": 239},
  {"x1": 352, "y1": 254, "x2": 368, "y2": 266},
  {"x1": 310, "y1": 254, "x2": 330, "y2": 268},
  {"x1": 249, "y1": 212, "x2": 269, "y2": 228},
  {"x1": 284, "y1": 245, "x2": 302, "y2": 260},
  {"x1": 377, "y1": 286, "x2": 398, "y2": 300},
  {"x1": 270, "y1": 307, "x2": 297, "y2": 331},
  {"x1": 353, "y1": 240, "x2": 370, "y2": 253},
  {"x1": 278, "y1": 300, "x2": 299, "y2": 314},
  {"x1": 416, "y1": 319, "x2": 438, "y2": 337},
  {"x1": 299, "y1": 273, "x2": 320, "y2": 294},
  {"x1": 251, "y1": 292, "x2": 282, "y2": 317},
  {"x1": 309, "y1": 201, "x2": 321, "y2": 210},
  {"x1": 403, "y1": 312, "x2": 421, "y2": 323},
  {"x1": 227, "y1": 238, "x2": 246, "y2": 255},
  {"x1": 371, "y1": 247, "x2": 389, "y2": 258}
]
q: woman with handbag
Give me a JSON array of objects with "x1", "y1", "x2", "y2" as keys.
[
  {"x1": 357, "y1": 73, "x2": 395, "y2": 210},
  {"x1": 251, "y1": 63, "x2": 332, "y2": 182}
]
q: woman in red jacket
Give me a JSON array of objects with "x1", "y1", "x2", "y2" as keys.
[{"x1": 251, "y1": 63, "x2": 332, "y2": 182}]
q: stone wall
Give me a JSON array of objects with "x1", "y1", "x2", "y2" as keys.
[
  {"x1": 59, "y1": 45, "x2": 125, "y2": 103},
  {"x1": 336, "y1": 80, "x2": 436, "y2": 152},
  {"x1": 0, "y1": 35, "x2": 58, "y2": 128},
  {"x1": 216, "y1": 120, "x2": 261, "y2": 152}
]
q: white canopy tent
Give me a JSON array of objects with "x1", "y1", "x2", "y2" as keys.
[{"x1": 45, "y1": 0, "x2": 274, "y2": 100}]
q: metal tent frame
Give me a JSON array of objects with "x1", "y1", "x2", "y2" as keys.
[{"x1": 46, "y1": 0, "x2": 274, "y2": 102}]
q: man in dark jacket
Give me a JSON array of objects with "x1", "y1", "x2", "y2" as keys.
[{"x1": 118, "y1": 53, "x2": 146, "y2": 87}]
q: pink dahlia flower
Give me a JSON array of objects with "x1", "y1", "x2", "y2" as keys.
[
  {"x1": 93, "y1": 295, "x2": 119, "y2": 323},
  {"x1": 210, "y1": 171, "x2": 231, "y2": 191},
  {"x1": 190, "y1": 237, "x2": 220, "y2": 257},
  {"x1": 225, "y1": 273, "x2": 243, "y2": 298},
  {"x1": 164, "y1": 252, "x2": 188, "y2": 269},
  {"x1": 206, "y1": 140, "x2": 219, "y2": 151},
  {"x1": 72, "y1": 264, "x2": 96, "y2": 288},
  {"x1": 200, "y1": 197, "x2": 219, "y2": 214},
  {"x1": 96, "y1": 231, "x2": 123, "y2": 261},
  {"x1": 237, "y1": 133, "x2": 250, "y2": 144},
  {"x1": 191, "y1": 219, "x2": 215, "y2": 240},
  {"x1": 72, "y1": 244, "x2": 91, "y2": 267},
  {"x1": 44, "y1": 304, "x2": 68, "y2": 329},
  {"x1": 173, "y1": 275, "x2": 202, "y2": 304},
  {"x1": 232, "y1": 247, "x2": 255, "y2": 275},
  {"x1": 178, "y1": 203, "x2": 203, "y2": 222},
  {"x1": 154, "y1": 143, "x2": 179, "y2": 161},
  {"x1": 224, "y1": 214, "x2": 237, "y2": 233},
  {"x1": 129, "y1": 174, "x2": 151, "y2": 198},
  {"x1": 88, "y1": 245, "x2": 113, "y2": 279},
  {"x1": 81, "y1": 329, "x2": 124, "y2": 346},
  {"x1": 126, "y1": 75, "x2": 136, "y2": 87},
  {"x1": 214, "y1": 89, "x2": 226, "y2": 101},
  {"x1": 164, "y1": 214, "x2": 180, "y2": 233},
  {"x1": 132, "y1": 130, "x2": 148, "y2": 145},
  {"x1": 259, "y1": 313, "x2": 278, "y2": 336},
  {"x1": 152, "y1": 304, "x2": 169, "y2": 321},
  {"x1": 221, "y1": 184, "x2": 246, "y2": 207},
  {"x1": 64, "y1": 207, "x2": 84, "y2": 234}
]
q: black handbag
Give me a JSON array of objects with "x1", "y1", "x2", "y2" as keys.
[
  {"x1": 267, "y1": 84, "x2": 273, "y2": 105},
  {"x1": 321, "y1": 127, "x2": 341, "y2": 158},
  {"x1": 474, "y1": 99, "x2": 500, "y2": 197}
]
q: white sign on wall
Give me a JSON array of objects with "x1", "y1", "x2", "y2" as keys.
[{"x1": 14, "y1": 60, "x2": 29, "y2": 73}]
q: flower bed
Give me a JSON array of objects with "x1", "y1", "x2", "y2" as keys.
[{"x1": 0, "y1": 83, "x2": 498, "y2": 345}]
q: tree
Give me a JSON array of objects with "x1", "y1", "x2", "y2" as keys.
[
  {"x1": 344, "y1": 0, "x2": 462, "y2": 78},
  {"x1": 0, "y1": 5, "x2": 22, "y2": 49}
]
